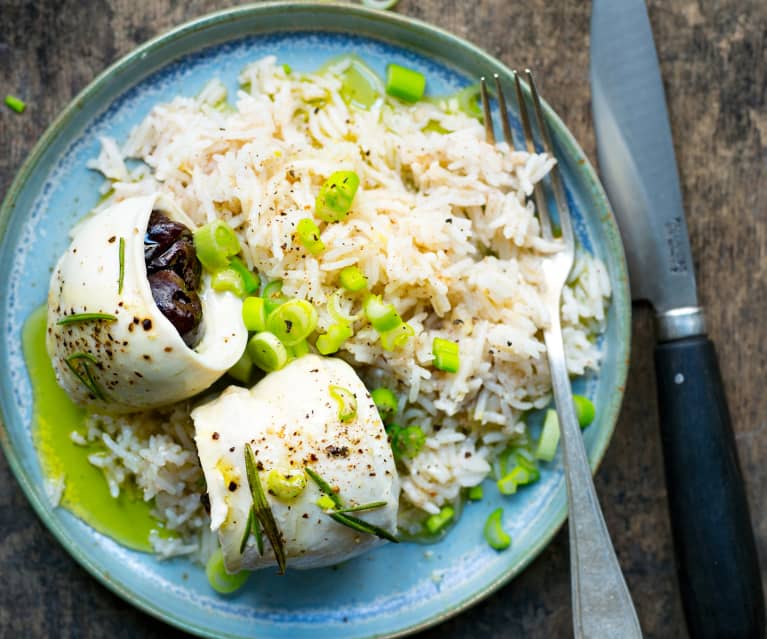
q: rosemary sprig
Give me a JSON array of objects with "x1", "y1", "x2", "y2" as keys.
[
  {"x1": 329, "y1": 512, "x2": 399, "y2": 543},
  {"x1": 331, "y1": 501, "x2": 388, "y2": 514},
  {"x1": 306, "y1": 467, "x2": 398, "y2": 543},
  {"x1": 239, "y1": 508, "x2": 253, "y2": 555},
  {"x1": 57, "y1": 312, "x2": 117, "y2": 325},
  {"x1": 305, "y1": 466, "x2": 342, "y2": 508},
  {"x1": 244, "y1": 443, "x2": 286, "y2": 574},
  {"x1": 239, "y1": 506, "x2": 265, "y2": 556},
  {"x1": 254, "y1": 516, "x2": 264, "y2": 555},
  {"x1": 118, "y1": 237, "x2": 125, "y2": 294},
  {"x1": 64, "y1": 352, "x2": 105, "y2": 400}
]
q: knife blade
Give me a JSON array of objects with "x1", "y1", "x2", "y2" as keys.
[
  {"x1": 590, "y1": 0, "x2": 696, "y2": 315},
  {"x1": 590, "y1": 2, "x2": 765, "y2": 638}
]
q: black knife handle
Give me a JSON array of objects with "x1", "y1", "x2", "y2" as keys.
[{"x1": 655, "y1": 335, "x2": 765, "y2": 639}]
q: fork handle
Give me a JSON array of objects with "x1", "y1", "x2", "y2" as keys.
[
  {"x1": 655, "y1": 335, "x2": 765, "y2": 639},
  {"x1": 546, "y1": 328, "x2": 643, "y2": 639}
]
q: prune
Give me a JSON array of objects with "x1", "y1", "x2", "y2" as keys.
[
  {"x1": 144, "y1": 211, "x2": 204, "y2": 346},
  {"x1": 144, "y1": 211, "x2": 193, "y2": 262},
  {"x1": 147, "y1": 270, "x2": 203, "y2": 348},
  {"x1": 146, "y1": 238, "x2": 202, "y2": 290}
]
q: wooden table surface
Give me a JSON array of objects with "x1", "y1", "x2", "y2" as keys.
[{"x1": 1, "y1": 1, "x2": 765, "y2": 636}]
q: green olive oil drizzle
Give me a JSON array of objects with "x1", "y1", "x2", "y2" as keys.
[{"x1": 23, "y1": 305, "x2": 167, "y2": 552}]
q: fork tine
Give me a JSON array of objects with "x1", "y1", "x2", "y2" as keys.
[
  {"x1": 525, "y1": 70, "x2": 574, "y2": 248},
  {"x1": 512, "y1": 70, "x2": 536, "y2": 155},
  {"x1": 493, "y1": 74, "x2": 514, "y2": 146},
  {"x1": 479, "y1": 77, "x2": 495, "y2": 144},
  {"x1": 514, "y1": 70, "x2": 553, "y2": 240}
]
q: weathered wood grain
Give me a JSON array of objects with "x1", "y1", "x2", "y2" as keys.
[{"x1": 0, "y1": 1, "x2": 765, "y2": 637}]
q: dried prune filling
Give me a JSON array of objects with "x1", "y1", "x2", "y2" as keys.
[{"x1": 145, "y1": 211, "x2": 202, "y2": 347}]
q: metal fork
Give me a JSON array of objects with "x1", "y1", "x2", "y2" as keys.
[{"x1": 481, "y1": 71, "x2": 643, "y2": 639}]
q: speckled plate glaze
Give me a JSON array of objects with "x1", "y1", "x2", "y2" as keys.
[{"x1": 0, "y1": 3, "x2": 630, "y2": 638}]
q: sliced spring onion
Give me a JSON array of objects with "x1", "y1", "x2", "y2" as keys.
[
  {"x1": 288, "y1": 339, "x2": 310, "y2": 359},
  {"x1": 305, "y1": 467, "x2": 343, "y2": 508},
  {"x1": 266, "y1": 299, "x2": 318, "y2": 346},
  {"x1": 484, "y1": 508, "x2": 511, "y2": 551},
  {"x1": 535, "y1": 409, "x2": 560, "y2": 462},
  {"x1": 247, "y1": 332, "x2": 288, "y2": 372},
  {"x1": 315, "y1": 322, "x2": 353, "y2": 355},
  {"x1": 64, "y1": 352, "x2": 104, "y2": 400},
  {"x1": 262, "y1": 279, "x2": 283, "y2": 299},
  {"x1": 468, "y1": 485, "x2": 484, "y2": 501},
  {"x1": 328, "y1": 290, "x2": 361, "y2": 323},
  {"x1": 534, "y1": 397, "x2": 594, "y2": 462},
  {"x1": 329, "y1": 511, "x2": 399, "y2": 543},
  {"x1": 339, "y1": 266, "x2": 368, "y2": 292},
  {"x1": 386, "y1": 63, "x2": 426, "y2": 103},
  {"x1": 5, "y1": 95, "x2": 26, "y2": 113},
  {"x1": 244, "y1": 443, "x2": 287, "y2": 574},
  {"x1": 228, "y1": 350, "x2": 254, "y2": 385},
  {"x1": 332, "y1": 501, "x2": 387, "y2": 514},
  {"x1": 371, "y1": 387, "x2": 398, "y2": 419},
  {"x1": 262, "y1": 280, "x2": 288, "y2": 315},
  {"x1": 432, "y1": 337, "x2": 460, "y2": 373},
  {"x1": 389, "y1": 424, "x2": 425, "y2": 460},
  {"x1": 239, "y1": 507, "x2": 254, "y2": 554},
  {"x1": 497, "y1": 455, "x2": 540, "y2": 495},
  {"x1": 193, "y1": 220, "x2": 241, "y2": 272},
  {"x1": 211, "y1": 267, "x2": 245, "y2": 297},
  {"x1": 424, "y1": 505, "x2": 454, "y2": 535},
  {"x1": 56, "y1": 312, "x2": 117, "y2": 325},
  {"x1": 315, "y1": 171, "x2": 360, "y2": 223},
  {"x1": 117, "y1": 237, "x2": 125, "y2": 294},
  {"x1": 513, "y1": 444, "x2": 536, "y2": 465},
  {"x1": 573, "y1": 394, "x2": 596, "y2": 428},
  {"x1": 495, "y1": 443, "x2": 536, "y2": 479},
  {"x1": 516, "y1": 454, "x2": 540, "y2": 476},
  {"x1": 379, "y1": 322, "x2": 414, "y2": 351},
  {"x1": 206, "y1": 546, "x2": 249, "y2": 594},
  {"x1": 329, "y1": 385, "x2": 358, "y2": 422},
  {"x1": 363, "y1": 295, "x2": 401, "y2": 332},
  {"x1": 242, "y1": 296, "x2": 267, "y2": 332},
  {"x1": 295, "y1": 218, "x2": 325, "y2": 255},
  {"x1": 362, "y1": 0, "x2": 399, "y2": 8},
  {"x1": 496, "y1": 444, "x2": 519, "y2": 478},
  {"x1": 316, "y1": 494, "x2": 337, "y2": 511},
  {"x1": 455, "y1": 84, "x2": 482, "y2": 118},
  {"x1": 229, "y1": 257, "x2": 260, "y2": 295},
  {"x1": 333, "y1": 55, "x2": 384, "y2": 110},
  {"x1": 266, "y1": 469, "x2": 307, "y2": 501},
  {"x1": 422, "y1": 120, "x2": 449, "y2": 134}
]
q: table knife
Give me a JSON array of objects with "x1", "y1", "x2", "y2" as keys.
[{"x1": 590, "y1": 1, "x2": 765, "y2": 637}]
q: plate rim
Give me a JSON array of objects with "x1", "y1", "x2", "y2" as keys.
[{"x1": 0, "y1": 2, "x2": 631, "y2": 638}]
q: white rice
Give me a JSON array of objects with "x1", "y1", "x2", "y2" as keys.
[{"x1": 80, "y1": 56, "x2": 610, "y2": 556}]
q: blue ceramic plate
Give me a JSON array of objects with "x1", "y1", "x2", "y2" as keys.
[{"x1": 0, "y1": 3, "x2": 630, "y2": 638}]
